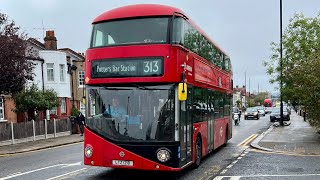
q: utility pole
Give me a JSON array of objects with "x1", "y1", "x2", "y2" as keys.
[
  {"x1": 245, "y1": 71, "x2": 247, "y2": 107},
  {"x1": 280, "y1": 0, "x2": 284, "y2": 126},
  {"x1": 249, "y1": 78, "x2": 251, "y2": 98}
]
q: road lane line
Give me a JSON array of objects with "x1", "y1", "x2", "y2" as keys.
[
  {"x1": 238, "y1": 134, "x2": 255, "y2": 146},
  {"x1": 46, "y1": 168, "x2": 86, "y2": 180},
  {"x1": 2, "y1": 172, "x2": 21, "y2": 177},
  {"x1": 215, "y1": 174, "x2": 320, "y2": 178},
  {"x1": 61, "y1": 162, "x2": 82, "y2": 168},
  {"x1": 220, "y1": 169, "x2": 228, "y2": 174},
  {"x1": 251, "y1": 149, "x2": 320, "y2": 157},
  {"x1": 232, "y1": 160, "x2": 238, "y2": 164},
  {"x1": 230, "y1": 176, "x2": 241, "y2": 180},
  {"x1": 0, "y1": 162, "x2": 81, "y2": 180},
  {"x1": 212, "y1": 176, "x2": 224, "y2": 180},
  {"x1": 1, "y1": 164, "x2": 63, "y2": 179},
  {"x1": 242, "y1": 134, "x2": 258, "y2": 146},
  {"x1": 246, "y1": 134, "x2": 258, "y2": 145}
]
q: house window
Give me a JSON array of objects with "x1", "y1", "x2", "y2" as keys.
[
  {"x1": 0, "y1": 97, "x2": 4, "y2": 120},
  {"x1": 47, "y1": 63, "x2": 54, "y2": 81},
  {"x1": 78, "y1": 71, "x2": 85, "y2": 86},
  {"x1": 61, "y1": 98, "x2": 66, "y2": 114},
  {"x1": 80, "y1": 101, "x2": 85, "y2": 116},
  {"x1": 59, "y1": 64, "x2": 65, "y2": 82}
]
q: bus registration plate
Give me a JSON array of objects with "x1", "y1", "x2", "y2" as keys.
[{"x1": 112, "y1": 160, "x2": 133, "y2": 166}]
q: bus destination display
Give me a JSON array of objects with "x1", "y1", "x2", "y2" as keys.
[{"x1": 91, "y1": 58, "x2": 163, "y2": 78}]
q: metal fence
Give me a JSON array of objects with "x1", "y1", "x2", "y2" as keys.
[{"x1": 0, "y1": 119, "x2": 71, "y2": 146}]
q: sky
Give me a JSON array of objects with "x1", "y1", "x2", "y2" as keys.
[{"x1": 1, "y1": 0, "x2": 320, "y2": 94}]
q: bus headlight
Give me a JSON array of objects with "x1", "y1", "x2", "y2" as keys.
[
  {"x1": 85, "y1": 145, "x2": 93, "y2": 158},
  {"x1": 157, "y1": 148, "x2": 171, "y2": 162}
]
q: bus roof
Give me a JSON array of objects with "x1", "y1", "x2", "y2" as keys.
[
  {"x1": 93, "y1": 4, "x2": 183, "y2": 23},
  {"x1": 92, "y1": 4, "x2": 229, "y2": 57}
]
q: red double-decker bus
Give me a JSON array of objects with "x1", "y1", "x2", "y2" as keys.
[{"x1": 84, "y1": 4, "x2": 233, "y2": 171}]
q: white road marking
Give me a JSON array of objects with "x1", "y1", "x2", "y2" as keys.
[
  {"x1": 220, "y1": 169, "x2": 228, "y2": 174},
  {"x1": 0, "y1": 162, "x2": 81, "y2": 180},
  {"x1": 46, "y1": 168, "x2": 86, "y2": 180},
  {"x1": 214, "y1": 174, "x2": 320, "y2": 179},
  {"x1": 226, "y1": 165, "x2": 233, "y2": 169},
  {"x1": 232, "y1": 160, "x2": 238, "y2": 164},
  {"x1": 61, "y1": 162, "x2": 82, "y2": 168},
  {"x1": 230, "y1": 176, "x2": 241, "y2": 180},
  {"x1": 212, "y1": 176, "x2": 224, "y2": 180}
]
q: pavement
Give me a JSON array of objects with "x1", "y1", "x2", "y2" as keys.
[
  {"x1": 0, "y1": 110, "x2": 319, "y2": 156},
  {"x1": 251, "y1": 110, "x2": 320, "y2": 155},
  {"x1": 0, "y1": 134, "x2": 84, "y2": 155}
]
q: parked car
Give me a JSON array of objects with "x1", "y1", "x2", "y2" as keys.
[
  {"x1": 270, "y1": 107, "x2": 290, "y2": 122},
  {"x1": 256, "y1": 106, "x2": 266, "y2": 116},
  {"x1": 265, "y1": 107, "x2": 273, "y2": 114},
  {"x1": 244, "y1": 107, "x2": 260, "y2": 120},
  {"x1": 283, "y1": 105, "x2": 291, "y2": 115}
]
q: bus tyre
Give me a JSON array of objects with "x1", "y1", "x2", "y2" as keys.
[{"x1": 194, "y1": 136, "x2": 202, "y2": 168}]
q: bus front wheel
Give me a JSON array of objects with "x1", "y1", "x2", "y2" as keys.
[{"x1": 194, "y1": 136, "x2": 202, "y2": 168}]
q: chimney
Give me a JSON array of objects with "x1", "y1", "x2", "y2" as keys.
[{"x1": 44, "y1": 30, "x2": 57, "y2": 50}]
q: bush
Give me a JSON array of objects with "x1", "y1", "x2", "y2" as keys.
[{"x1": 71, "y1": 107, "x2": 80, "y2": 117}]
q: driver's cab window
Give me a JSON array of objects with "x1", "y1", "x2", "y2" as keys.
[
  {"x1": 93, "y1": 30, "x2": 103, "y2": 47},
  {"x1": 93, "y1": 31, "x2": 115, "y2": 47}
]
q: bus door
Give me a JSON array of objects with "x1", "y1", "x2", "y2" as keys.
[
  {"x1": 179, "y1": 86, "x2": 193, "y2": 165},
  {"x1": 207, "y1": 90, "x2": 214, "y2": 152}
]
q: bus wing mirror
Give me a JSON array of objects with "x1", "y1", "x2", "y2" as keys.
[{"x1": 178, "y1": 83, "x2": 187, "y2": 101}]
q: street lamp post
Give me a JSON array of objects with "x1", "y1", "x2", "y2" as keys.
[{"x1": 280, "y1": 0, "x2": 284, "y2": 126}]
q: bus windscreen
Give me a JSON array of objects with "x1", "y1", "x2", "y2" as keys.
[{"x1": 91, "y1": 17, "x2": 169, "y2": 48}]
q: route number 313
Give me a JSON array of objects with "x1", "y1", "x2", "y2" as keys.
[{"x1": 143, "y1": 61, "x2": 159, "y2": 73}]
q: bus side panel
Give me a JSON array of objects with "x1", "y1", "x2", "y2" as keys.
[
  {"x1": 84, "y1": 128, "x2": 181, "y2": 171},
  {"x1": 192, "y1": 121, "x2": 208, "y2": 160},
  {"x1": 213, "y1": 117, "x2": 229, "y2": 149}
]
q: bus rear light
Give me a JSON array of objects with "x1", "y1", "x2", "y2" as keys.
[
  {"x1": 157, "y1": 148, "x2": 171, "y2": 162},
  {"x1": 85, "y1": 145, "x2": 93, "y2": 158}
]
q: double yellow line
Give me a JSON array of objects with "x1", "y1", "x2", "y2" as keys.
[{"x1": 238, "y1": 134, "x2": 258, "y2": 147}]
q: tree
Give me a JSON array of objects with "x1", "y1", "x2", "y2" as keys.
[
  {"x1": 254, "y1": 92, "x2": 269, "y2": 106},
  {"x1": 236, "y1": 100, "x2": 242, "y2": 108},
  {"x1": 0, "y1": 12, "x2": 34, "y2": 95},
  {"x1": 264, "y1": 13, "x2": 320, "y2": 130},
  {"x1": 14, "y1": 84, "x2": 58, "y2": 121}
]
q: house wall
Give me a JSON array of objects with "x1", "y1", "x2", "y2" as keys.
[
  {"x1": 39, "y1": 50, "x2": 71, "y2": 98},
  {"x1": 28, "y1": 60, "x2": 44, "y2": 90}
]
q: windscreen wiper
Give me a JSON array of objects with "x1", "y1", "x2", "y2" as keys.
[
  {"x1": 101, "y1": 86, "x2": 133, "y2": 91},
  {"x1": 131, "y1": 84, "x2": 169, "y2": 90}
]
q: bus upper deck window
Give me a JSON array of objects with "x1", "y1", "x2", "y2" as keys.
[
  {"x1": 94, "y1": 31, "x2": 103, "y2": 47},
  {"x1": 107, "y1": 35, "x2": 115, "y2": 44}
]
